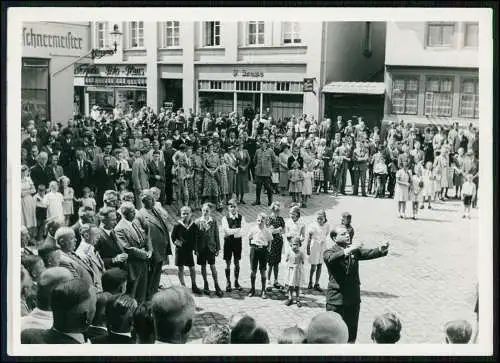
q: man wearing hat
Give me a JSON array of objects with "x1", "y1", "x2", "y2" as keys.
[
  {"x1": 252, "y1": 138, "x2": 277, "y2": 206},
  {"x1": 323, "y1": 224, "x2": 389, "y2": 343}
]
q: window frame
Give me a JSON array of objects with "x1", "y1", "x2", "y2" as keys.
[
  {"x1": 426, "y1": 22, "x2": 456, "y2": 48},
  {"x1": 202, "y1": 21, "x2": 221, "y2": 47},
  {"x1": 282, "y1": 22, "x2": 302, "y2": 45},
  {"x1": 161, "y1": 21, "x2": 180, "y2": 48},
  {"x1": 21, "y1": 58, "x2": 50, "y2": 125},
  {"x1": 128, "y1": 21, "x2": 145, "y2": 49},
  {"x1": 459, "y1": 78, "x2": 479, "y2": 118},
  {"x1": 424, "y1": 76, "x2": 455, "y2": 117},
  {"x1": 247, "y1": 21, "x2": 265, "y2": 46},
  {"x1": 464, "y1": 22, "x2": 479, "y2": 48},
  {"x1": 390, "y1": 77, "x2": 419, "y2": 116},
  {"x1": 95, "y1": 22, "x2": 109, "y2": 49}
]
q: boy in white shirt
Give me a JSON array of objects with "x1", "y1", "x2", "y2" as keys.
[
  {"x1": 247, "y1": 213, "x2": 273, "y2": 298},
  {"x1": 461, "y1": 173, "x2": 476, "y2": 219}
]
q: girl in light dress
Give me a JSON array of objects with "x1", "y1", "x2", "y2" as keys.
[
  {"x1": 284, "y1": 237, "x2": 305, "y2": 307},
  {"x1": 21, "y1": 165, "x2": 37, "y2": 236},
  {"x1": 78, "y1": 187, "x2": 97, "y2": 212},
  {"x1": 301, "y1": 164, "x2": 314, "y2": 207},
  {"x1": 453, "y1": 148, "x2": 465, "y2": 199},
  {"x1": 288, "y1": 161, "x2": 303, "y2": 205},
  {"x1": 394, "y1": 160, "x2": 411, "y2": 219},
  {"x1": 409, "y1": 163, "x2": 424, "y2": 220},
  {"x1": 305, "y1": 210, "x2": 330, "y2": 291},
  {"x1": 43, "y1": 181, "x2": 64, "y2": 221},
  {"x1": 59, "y1": 176, "x2": 75, "y2": 226},
  {"x1": 284, "y1": 206, "x2": 306, "y2": 271},
  {"x1": 421, "y1": 161, "x2": 434, "y2": 209}
]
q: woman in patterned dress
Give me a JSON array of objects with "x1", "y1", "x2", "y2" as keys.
[
  {"x1": 266, "y1": 201, "x2": 286, "y2": 291},
  {"x1": 224, "y1": 145, "x2": 238, "y2": 201},
  {"x1": 278, "y1": 144, "x2": 291, "y2": 196},
  {"x1": 202, "y1": 141, "x2": 221, "y2": 205},
  {"x1": 21, "y1": 165, "x2": 37, "y2": 236},
  {"x1": 218, "y1": 150, "x2": 229, "y2": 207},
  {"x1": 190, "y1": 145, "x2": 204, "y2": 211}
]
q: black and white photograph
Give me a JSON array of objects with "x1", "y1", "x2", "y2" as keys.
[{"x1": 5, "y1": 6, "x2": 494, "y2": 357}]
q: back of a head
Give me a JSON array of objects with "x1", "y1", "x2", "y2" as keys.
[
  {"x1": 230, "y1": 315, "x2": 270, "y2": 344},
  {"x1": 305, "y1": 312, "x2": 349, "y2": 344},
  {"x1": 444, "y1": 320, "x2": 473, "y2": 344},
  {"x1": 51, "y1": 278, "x2": 95, "y2": 332},
  {"x1": 202, "y1": 324, "x2": 231, "y2": 344},
  {"x1": 278, "y1": 326, "x2": 306, "y2": 344},
  {"x1": 93, "y1": 291, "x2": 113, "y2": 326},
  {"x1": 151, "y1": 286, "x2": 195, "y2": 343},
  {"x1": 371, "y1": 313, "x2": 402, "y2": 344},
  {"x1": 36, "y1": 267, "x2": 74, "y2": 311},
  {"x1": 102, "y1": 268, "x2": 128, "y2": 294},
  {"x1": 133, "y1": 302, "x2": 155, "y2": 344},
  {"x1": 105, "y1": 294, "x2": 138, "y2": 333}
]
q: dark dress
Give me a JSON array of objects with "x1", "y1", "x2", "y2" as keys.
[
  {"x1": 171, "y1": 221, "x2": 197, "y2": 267},
  {"x1": 267, "y1": 215, "x2": 285, "y2": 265}
]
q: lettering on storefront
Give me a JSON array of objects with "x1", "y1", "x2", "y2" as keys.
[
  {"x1": 23, "y1": 27, "x2": 83, "y2": 49},
  {"x1": 232, "y1": 69, "x2": 264, "y2": 78},
  {"x1": 83, "y1": 76, "x2": 147, "y2": 87},
  {"x1": 74, "y1": 64, "x2": 99, "y2": 76}
]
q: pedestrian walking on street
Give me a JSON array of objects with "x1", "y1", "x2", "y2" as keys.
[{"x1": 323, "y1": 224, "x2": 389, "y2": 343}]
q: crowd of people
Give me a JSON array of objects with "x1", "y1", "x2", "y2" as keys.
[{"x1": 19, "y1": 104, "x2": 479, "y2": 345}]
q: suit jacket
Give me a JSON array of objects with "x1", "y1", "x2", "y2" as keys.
[
  {"x1": 84, "y1": 326, "x2": 107, "y2": 342},
  {"x1": 91, "y1": 332, "x2": 133, "y2": 344},
  {"x1": 67, "y1": 159, "x2": 94, "y2": 194},
  {"x1": 114, "y1": 218, "x2": 151, "y2": 281},
  {"x1": 254, "y1": 148, "x2": 276, "y2": 177},
  {"x1": 94, "y1": 227, "x2": 126, "y2": 270},
  {"x1": 131, "y1": 158, "x2": 150, "y2": 191},
  {"x1": 47, "y1": 164, "x2": 64, "y2": 182},
  {"x1": 30, "y1": 163, "x2": 51, "y2": 189},
  {"x1": 75, "y1": 241, "x2": 105, "y2": 291},
  {"x1": 21, "y1": 328, "x2": 82, "y2": 344},
  {"x1": 22, "y1": 137, "x2": 42, "y2": 152},
  {"x1": 147, "y1": 159, "x2": 166, "y2": 188},
  {"x1": 72, "y1": 221, "x2": 83, "y2": 245},
  {"x1": 58, "y1": 251, "x2": 94, "y2": 287},
  {"x1": 136, "y1": 207, "x2": 172, "y2": 263},
  {"x1": 59, "y1": 138, "x2": 77, "y2": 169},
  {"x1": 94, "y1": 165, "x2": 118, "y2": 195},
  {"x1": 323, "y1": 244, "x2": 387, "y2": 306}
]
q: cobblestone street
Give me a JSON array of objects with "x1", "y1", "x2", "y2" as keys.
[{"x1": 159, "y1": 185, "x2": 478, "y2": 344}]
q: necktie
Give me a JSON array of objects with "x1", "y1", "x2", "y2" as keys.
[{"x1": 132, "y1": 222, "x2": 144, "y2": 245}]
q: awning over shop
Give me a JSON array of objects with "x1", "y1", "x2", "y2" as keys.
[{"x1": 322, "y1": 82, "x2": 386, "y2": 95}]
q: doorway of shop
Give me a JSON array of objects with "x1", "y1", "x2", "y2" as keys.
[{"x1": 162, "y1": 79, "x2": 183, "y2": 112}]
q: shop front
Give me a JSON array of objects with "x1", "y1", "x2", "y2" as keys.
[
  {"x1": 195, "y1": 65, "x2": 307, "y2": 122},
  {"x1": 74, "y1": 63, "x2": 147, "y2": 114},
  {"x1": 21, "y1": 22, "x2": 90, "y2": 126}
]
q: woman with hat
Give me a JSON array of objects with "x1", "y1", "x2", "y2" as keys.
[{"x1": 21, "y1": 165, "x2": 37, "y2": 236}]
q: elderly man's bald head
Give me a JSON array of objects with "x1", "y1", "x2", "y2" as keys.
[
  {"x1": 151, "y1": 286, "x2": 195, "y2": 343},
  {"x1": 305, "y1": 312, "x2": 348, "y2": 344},
  {"x1": 37, "y1": 267, "x2": 74, "y2": 311},
  {"x1": 54, "y1": 227, "x2": 76, "y2": 252},
  {"x1": 330, "y1": 224, "x2": 351, "y2": 245}
]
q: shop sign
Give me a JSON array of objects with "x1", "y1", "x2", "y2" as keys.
[
  {"x1": 75, "y1": 64, "x2": 146, "y2": 77},
  {"x1": 84, "y1": 76, "x2": 147, "y2": 87},
  {"x1": 303, "y1": 78, "x2": 315, "y2": 92},
  {"x1": 23, "y1": 27, "x2": 84, "y2": 50},
  {"x1": 232, "y1": 69, "x2": 264, "y2": 78}
]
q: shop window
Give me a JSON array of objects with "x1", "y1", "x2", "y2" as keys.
[
  {"x1": 391, "y1": 77, "x2": 419, "y2": 115},
  {"x1": 236, "y1": 81, "x2": 261, "y2": 92},
  {"x1": 464, "y1": 22, "x2": 478, "y2": 48},
  {"x1": 21, "y1": 58, "x2": 49, "y2": 126},
  {"x1": 363, "y1": 22, "x2": 372, "y2": 57},
  {"x1": 424, "y1": 77, "x2": 454, "y2": 117},
  {"x1": 282, "y1": 22, "x2": 301, "y2": 44},
  {"x1": 459, "y1": 78, "x2": 479, "y2": 118},
  {"x1": 248, "y1": 21, "x2": 265, "y2": 45},
  {"x1": 129, "y1": 21, "x2": 144, "y2": 48},
  {"x1": 276, "y1": 82, "x2": 290, "y2": 92},
  {"x1": 96, "y1": 22, "x2": 109, "y2": 49},
  {"x1": 427, "y1": 22, "x2": 455, "y2": 47},
  {"x1": 162, "y1": 21, "x2": 180, "y2": 48},
  {"x1": 203, "y1": 21, "x2": 221, "y2": 47}
]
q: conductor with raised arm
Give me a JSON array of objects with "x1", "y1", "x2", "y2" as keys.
[{"x1": 323, "y1": 224, "x2": 389, "y2": 343}]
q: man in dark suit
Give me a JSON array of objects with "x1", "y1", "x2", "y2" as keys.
[
  {"x1": 22, "y1": 128, "x2": 42, "y2": 152},
  {"x1": 323, "y1": 224, "x2": 389, "y2": 343},
  {"x1": 147, "y1": 150, "x2": 166, "y2": 203},
  {"x1": 21, "y1": 278, "x2": 97, "y2": 344},
  {"x1": 136, "y1": 190, "x2": 172, "y2": 300},
  {"x1": 94, "y1": 207, "x2": 128, "y2": 271},
  {"x1": 162, "y1": 139, "x2": 176, "y2": 205},
  {"x1": 59, "y1": 128, "x2": 78, "y2": 175},
  {"x1": 91, "y1": 294, "x2": 136, "y2": 344},
  {"x1": 68, "y1": 149, "x2": 94, "y2": 197},
  {"x1": 29, "y1": 152, "x2": 50, "y2": 190},
  {"x1": 114, "y1": 202, "x2": 152, "y2": 303},
  {"x1": 94, "y1": 154, "x2": 118, "y2": 209}
]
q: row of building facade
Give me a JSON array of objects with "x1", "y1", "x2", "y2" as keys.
[{"x1": 21, "y1": 20, "x2": 479, "y2": 130}]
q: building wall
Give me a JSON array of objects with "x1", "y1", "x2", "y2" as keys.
[
  {"x1": 385, "y1": 22, "x2": 478, "y2": 68},
  {"x1": 22, "y1": 21, "x2": 91, "y2": 124},
  {"x1": 322, "y1": 21, "x2": 386, "y2": 83}
]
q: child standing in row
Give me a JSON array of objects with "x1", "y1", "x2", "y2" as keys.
[
  {"x1": 288, "y1": 161, "x2": 303, "y2": 205},
  {"x1": 60, "y1": 176, "x2": 75, "y2": 226},
  {"x1": 421, "y1": 161, "x2": 434, "y2": 209},
  {"x1": 301, "y1": 164, "x2": 314, "y2": 208},
  {"x1": 306, "y1": 210, "x2": 330, "y2": 291},
  {"x1": 409, "y1": 164, "x2": 424, "y2": 220},
  {"x1": 43, "y1": 181, "x2": 64, "y2": 221},
  {"x1": 284, "y1": 237, "x2": 305, "y2": 307},
  {"x1": 461, "y1": 174, "x2": 476, "y2": 219}
]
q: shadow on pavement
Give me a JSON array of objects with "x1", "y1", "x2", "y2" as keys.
[
  {"x1": 413, "y1": 218, "x2": 453, "y2": 223},
  {"x1": 361, "y1": 290, "x2": 399, "y2": 299}
]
